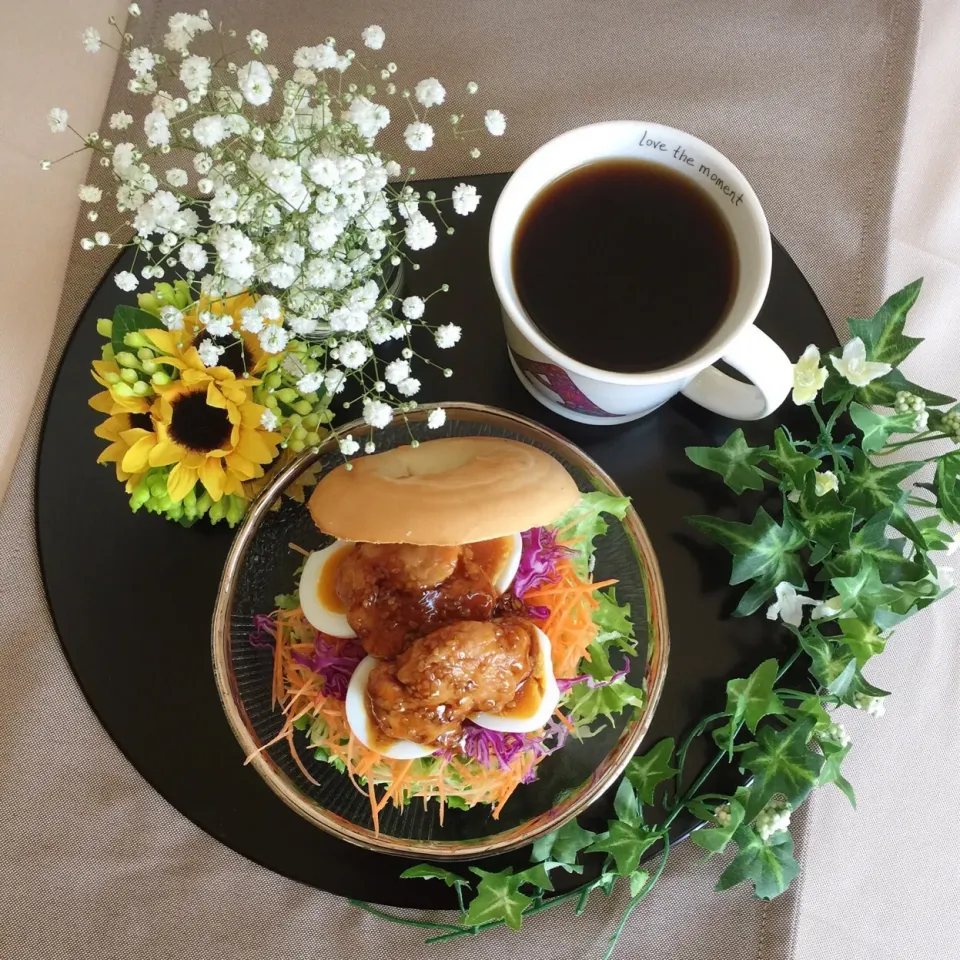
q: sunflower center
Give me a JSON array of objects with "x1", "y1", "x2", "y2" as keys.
[
  {"x1": 129, "y1": 412, "x2": 153, "y2": 432},
  {"x1": 169, "y1": 389, "x2": 232, "y2": 453},
  {"x1": 193, "y1": 331, "x2": 253, "y2": 378}
]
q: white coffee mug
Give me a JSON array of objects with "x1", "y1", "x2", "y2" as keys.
[{"x1": 489, "y1": 121, "x2": 793, "y2": 424}]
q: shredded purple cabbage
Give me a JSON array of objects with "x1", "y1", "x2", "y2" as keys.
[
  {"x1": 290, "y1": 634, "x2": 365, "y2": 700},
  {"x1": 248, "y1": 614, "x2": 276, "y2": 648},
  {"x1": 556, "y1": 664, "x2": 630, "y2": 693},
  {"x1": 512, "y1": 526, "x2": 573, "y2": 618}
]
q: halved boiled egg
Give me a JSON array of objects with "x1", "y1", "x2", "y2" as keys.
[
  {"x1": 345, "y1": 656, "x2": 435, "y2": 759},
  {"x1": 472, "y1": 626, "x2": 560, "y2": 734},
  {"x1": 472, "y1": 532, "x2": 523, "y2": 594},
  {"x1": 298, "y1": 541, "x2": 357, "y2": 639}
]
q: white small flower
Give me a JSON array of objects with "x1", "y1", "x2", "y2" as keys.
[
  {"x1": 814, "y1": 470, "x2": 839, "y2": 497},
  {"x1": 854, "y1": 694, "x2": 886, "y2": 717},
  {"x1": 362, "y1": 24, "x2": 385, "y2": 49},
  {"x1": 914, "y1": 409, "x2": 930, "y2": 431},
  {"x1": 259, "y1": 324, "x2": 290, "y2": 354},
  {"x1": 237, "y1": 61, "x2": 272, "y2": 106},
  {"x1": 157, "y1": 305, "x2": 182, "y2": 331},
  {"x1": 404, "y1": 214, "x2": 437, "y2": 250},
  {"x1": 143, "y1": 110, "x2": 171, "y2": 147},
  {"x1": 401, "y1": 296, "x2": 425, "y2": 320},
  {"x1": 128, "y1": 47, "x2": 156, "y2": 77},
  {"x1": 484, "y1": 109, "x2": 506, "y2": 136},
  {"x1": 766, "y1": 582, "x2": 817, "y2": 627},
  {"x1": 344, "y1": 96, "x2": 390, "y2": 138},
  {"x1": 339, "y1": 434, "x2": 360, "y2": 456},
  {"x1": 321, "y1": 369, "x2": 346, "y2": 395},
  {"x1": 824, "y1": 722, "x2": 851, "y2": 748},
  {"x1": 80, "y1": 238, "x2": 95, "y2": 251},
  {"x1": 364, "y1": 441, "x2": 377, "y2": 454},
  {"x1": 128, "y1": 3, "x2": 141, "y2": 16},
  {"x1": 239, "y1": 307, "x2": 264, "y2": 334},
  {"x1": 385, "y1": 160, "x2": 402, "y2": 179},
  {"x1": 398, "y1": 377, "x2": 421, "y2": 397},
  {"x1": 114, "y1": 270, "x2": 138, "y2": 292},
  {"x1": 830, "y1": 337, "x2": 892, "y2": 387},
  {"x1": 811, "y1": 595, "x2": 842, "y2": 620},
  {"x1": 397, "y1": 197, "x2": 419, "y2": 220},
  {"x1": 197, "y1": 339, "x2": 224, "y2": 367},
  {"x1": 755, "y1": 799, "x2": 792, "y2": 841},
  {"x1": 179, "y1": 241, "x2": 208, "y2": 272},
  {"x1": 247, "y1": 29, "x2": 268, "y2": 54},
  {"x1": 792, "y1": 344, "x2": 828, "y2": 404},
  {"x1": 197, "y1": 177, "x2": 214, "y2": 195},
  {"x1": 415, "y1": 77, "x2": 446, "y2": 108},
  {"x1": 109, "y1": 111, "x2": 133, "y2": 130},
  {"x1": 94, "y1": 231, "x2": 110, "y2": 246},
  {"x1": 81, "y1": 27, "x2": 101, "y2": 53},
  {"x1": 47, "y1": 108, "x2": 69, "y2": 133},
  {"x1": 201, "y1": 312, "x2": 232, "y2": 338},
  {"x1": 297, "y1": 372, "x2": 324, "y2": 394},
  {"x1": 434, "y1": 323, "x2": 462, "y2": 349},
  {"x1": 933, "y1": 565, "x2": 955, "y2": 592},
  {"x1": 427, "y1": 407, "x2": 446, "y2": 430},
  {"x1": 404, "y1": 121, "x2": 435, "y2": 151},
  {"x1": 192, "y1": 115, "x2": 227, "y2": 148},
  {"x1": 384, "y1": 359, "x2": 410, "y2": 385},
  {"x1": 257, "y1": 295, "x2": 282, "y2": 320},
  {"x1": 338, "y1": 340, "x2": 368, "y2": 369},
  {"x1": 451, "y1": 182, "x2": 480, "y2": 215},
  {"x1": 179, "y1": 54, "x2": 212, "y2": 91},
  {"x1": 193, "y1": 153, "x2": 213, "y2": 174},
  {"x1": 162, "y1": 168, "x2": 187, "y2": 190},
  {"x1": 260, "y1": 408, "x2": 279, "y2": 431},
  {"x1": 714, "y1": 803, "x2": 731, "y2": 827},
  {"x1": 362, "y1": 398, "x2": 393, "y2": 428},
  {"x1": 466, "y1": 81, "x2": 479, "y2": 95},
  {"x1": 78, "y1": 185, "x2": 102, "y2": 203}
]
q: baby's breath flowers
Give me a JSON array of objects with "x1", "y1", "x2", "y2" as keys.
[{"x1": 51, "y1": 12, "x2": 507, "y2": 524}]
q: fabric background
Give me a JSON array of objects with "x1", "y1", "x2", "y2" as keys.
[{"x1": 3, "y1": 2, "x2": 956, "y2": 958}]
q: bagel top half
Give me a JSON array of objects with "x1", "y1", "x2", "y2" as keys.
[{"x1": 307, "y1": 436, "x2": 581, "y2": 545}]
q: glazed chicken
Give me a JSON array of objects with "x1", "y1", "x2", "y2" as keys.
[
  {"x1": 367, "y1": 618, "x2": 537, "y2": 747},
  {"x1": 336, "y1": 542, "x2": 498, "y2": 658}
]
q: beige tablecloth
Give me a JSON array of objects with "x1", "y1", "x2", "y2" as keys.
[{"x1": 3, "y1": 2, "x2": 957, "y2": 958}]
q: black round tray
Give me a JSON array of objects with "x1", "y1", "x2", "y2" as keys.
[{"x1": 36, "y1": 172, "x2": 834, "y2": 908}]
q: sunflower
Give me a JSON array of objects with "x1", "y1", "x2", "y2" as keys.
[
  {"x1": 93, "y1": 410, "x2": 155, "y2": 491},
  {"x1": 182, "y1": 292, "x2": 271, "y2": 378},
  {"x1": 119, "y1": 330, "x2": 281, "y2": 503}
]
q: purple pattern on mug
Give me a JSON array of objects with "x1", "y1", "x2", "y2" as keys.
[{"x1": 511, "y1": 351, "x2": 619, "y2": 417}]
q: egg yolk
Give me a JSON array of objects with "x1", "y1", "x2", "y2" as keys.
[{"x1": 317, "y1": 543, "x2": 352, "y2": 615}]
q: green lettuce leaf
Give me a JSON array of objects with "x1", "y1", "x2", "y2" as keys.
[{"x1": 552, "y1": 491, "x2": 630, "y2": 577}]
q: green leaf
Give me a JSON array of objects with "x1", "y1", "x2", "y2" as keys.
[
  {"x1": 727, "y1": 659, "x2": 786, "y2": 735},
  {"x1": 532, "y1": 819, "x2": 598, "y2": 866},
  {"x1": 732, "y1": 579, "x2": 780, "y2": 618},
  {"x1": 514, "y1": 860, "x2": 581, "y2": 891},
  {"x1": 716, "y1": 826, "x2": 800, "y2": 900},
  {"x1": 848, "y1": 402, "x2": 919, "y2": 454},
  {"x1": 818, "y1": 741, "x2": 856, "y2": 807},
  {"x1": 832, "y1": 556, "x2": 901, "y2": 622},
  {"x1": 915, "y1": 514, "x2": 956, "y2": 551},
  {"x1": 111, "y1": 304, "x2": 165, "y2": 355},
  {"x1": 592, "y1": 588, "x2": 637, "y2": 654},
  {"x1": 855, "y1": 367, "x2": 955, "y2": 407},
  {"x1": 798, "y1": 632, "x2": 856, "y2": 696},
  {"x1": 685, "y1": 430, "x2": 771, "y2": 494},
  {"x1": 838, "y1": 618, "x2": 887, "y2": 667},
  {"x1": 628, "y1": 870, "x2": 650, "y2": 897},
  {"x1": 586, "y1": 821, "x2": 659, "y2": 877},
  {"x1": 624, "y1": 738, "x2": 678, "y2": 805},
  {"x1": 790, "y1": 475, "x2": 855, "y2": 549},
  {"x1": 399, "y1": 864, "x2": 469, "y2": 888},
  {"x1": 847, "y1": 279, "x2": 924, "y2": 367},
  {"x1": 553, "y1": 491, "x2": 630, "y2": 577},
  {"x1": 935, "y1": 452, "x2": 960, "y2": 525},
  {"x1": 688, "y1": 508, "x2": 805, "y2": 618},
  {"x1": 689, "y1": 795, "x2": 746, "y2": 858},
  {"x1": 464, "y1": 869, "x2": 532, "y2": 930},
  {"x1": 821, "y1": 508, "x2": 928, "y2": 584},
  {"x1": 767, "y1": 427, "x2": 819, "y2": 488},
  {"x1": 841, "y1": 449, "x2": 925, "y2": 547},
  {"x1": 741, "y1": 718, "x2": 824, "y2": 816},
  {"x1": 612, "y1": 778, "x2": 643, "y2": 828},
  {"x1": 825, "y1": 658, "x2": 857, "y2": 696},
  {"x1": 564, "y1": 675, "x2": 645, "y2": 730}
]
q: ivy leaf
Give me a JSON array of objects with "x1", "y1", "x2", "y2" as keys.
[
  {"x1": 741, "y1": 718, "x2": 824, "y2": 817},
  {"x1": 586, "y1": 821, "x2": 659, "y2": 877},
  {"x1": 798, "y1": 632, "x2": 856, "y2": 695},
  {"x1": 790, "y1": 475, "x2": 855, "y2": 549},
  {"x1": 855, "y1": 367, "x2": 955, "y2": 408},
  {"x1": 818, "y1": 741, "x2": 856, "y2": 807},
  {"x1": 846, "y1": 279, "x2": 924, "y2": 367},
  {"x1": 110, "y1": 304, "x2": 165, "y2": 355},
  {"x1": 767, "y1": 427, "x2": 819, "y2": 488},
  {"x1": 727, "y1": 658, "x2": 786, "y2": 735},
  {"x1": 915, "y1": 514, "x2": 956, "y2": 551},
  {"x1": 624, "y1": 738, "x2": 678, "y2": 804},
  {"x1": 464, "y1": 869, "x2": 532, "y2": 930},
  {"x1": 399, "y1": 864, "x2": 469, "y2": 888},
  {"x1": 821, "y1": 508, "x2": 928, "y2": 584},
  {"x1": 689, "y1": 794, "x2": 746, "y2": 858},
  {"x1": 848, "y1": 402, "x2": 919, "y2": 455},
  {"x1": 532, "y1": 818, "x2": 598, "y2": 867},
  {"x1": 686, "y1": 430, "x2": 771, "y2": 495},
  {"x1": 514, "y1": 860, "x2": 581, "y2": 891},
  {"x1": 838, "y1": 618, "x2": 887, "y2": 667},
  {"x1": 832, "y1": 556, "x2": 902, "y2": 622},
  {"x1": 841, "y1": 449, "x2": 926, "y2": 547},
  {"x1": 935, "y1": 452, "x2": 960, "y2": 525},
  {"x1": 825, "y1": 658, "x2": 857, "y2": 696},
  {"x1": 716, "y1": 826, "x2": 800, "y2": 900},
  {"x1": 612, "y1": 778, "x2": 644, "y2": 828},
  {"x1": 628, "y1": 870, "x2": 650, "y2": 897}
]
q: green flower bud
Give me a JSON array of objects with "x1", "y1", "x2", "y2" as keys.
[
  {"x1": 166, "y1": 501, "x2": 183, "y2": 521},
  {"x1": 264, "y1": 356, "x2": 281, "y2": 372},
  {"x1": 137, "y1": 292, "x2": 161, "y2": 315},
  {"x1": 132, "y1": 380, "x2": 152, "y2": 397},
  {"x1": 292, "y1": 400, "x2": 313, "y2": 416},
  {"x1": 120, "y1": 367, "x2": 139, "y2": 385},
  {"x1": 101, "y1": 344, "x2": 115, "y2": 362},
  {"x1": 196, "y1": 491, "x2": 213, "y2": 516},
  {"x1": 209, "y1": 497, "x2": 227, "y2": 523},
  {"x1": 123, "y1": 331, "x2": 153, "y2": 349},
  {"x1": 288, "y1": 438, "x2": 306, "y2": 452},
  {"x1": 264, "y1": 394, "x2": 279, "y2": 410},
  {"x1": 115, "y1": 351, "x2": 140, "y2": 369},
  {"x1": 304, "y1": 431, "x2": 321, "y2": 446},
  {"x1": 129, "y1": 484, "x2": 151, "y2": 510},
  {"x1": 150, "y1": 371, "x2": 171, "y2": 386},
  {"x1": 104, "y1": 371, "x2": 122, "y2": 385},
  {"x1": 140, "y1": 359, "x2": 158, "y2": 375},
  {"x1": 287, "y1": 414, "x2": 303, "y2": 428},
  {"x1": 148, "y1": 474, "x2": 167, "y2": 497},
  {"x1": 276, "y1": 387, "x2": 298, "y2": 404},
  {"x1": 172, "y1": 279, "x2": 192, "y2": 309},
  {"x1": 265, "y1": 372, "x2": 283, "y2": 390},
  {"x1": 137, "y1": 347, "x2": 155, "y2": 362},
  {"x1": 96, "y1": 318, "x2": 113, "y2": 338},
  {"x1": 302, "y1": 413, "x2": 321, "y2": 430},
  {"x1": 318, "y1": 408, "x2": 335, "y2": 424},
  {"x1": 292, "y1": 426, "x2": 307, "y2": 440},
  {"x1": 226, "y1": 496, "x2": 247, "y2": 526}
]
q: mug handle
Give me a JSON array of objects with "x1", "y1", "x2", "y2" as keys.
[{"x1": 680, "y1": 325, "x2": 793, "y2": 420}]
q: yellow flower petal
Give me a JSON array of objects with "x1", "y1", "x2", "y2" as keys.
[
  {"x1": 121, "y1": 433, "x2": 157, "y2": 474},
  {"x1": 94, "y1": 415, "x2": 127, "y2": 441},
  {"x1": 143, "y1": 329, "x2": 180, "y2": 355},
  {"x1": 97, "y1": 440, "x2": 127, "y2": 465},
  {"x1": 206, "y1": 381, "x2": 228, "y2": 409},
  {"x1": 148, "y1": 440, "x2": 183, "y2": 467},
  {"x1": 198, "y1": 456, "x2": 226, "y2": 501},
  {"x1": 167, "y1": 462, "x2": 198, "y2": 502},
  {"x1": 237, "y1": 427, "x2": 275, "y2": 465},
  {"x1": 240, "y1": 403, "x2": 266, "y2": 428},
  {"x1": 225, "y1": 452, "x2": 258, "y2": 480},
  {"x1": 89, "y1": 391, "x2": 117, "y2": 414}
]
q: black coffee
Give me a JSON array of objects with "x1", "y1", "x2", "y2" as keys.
[{"x1": 512, "y1": 159, "x2": 739, "y2": 373}]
